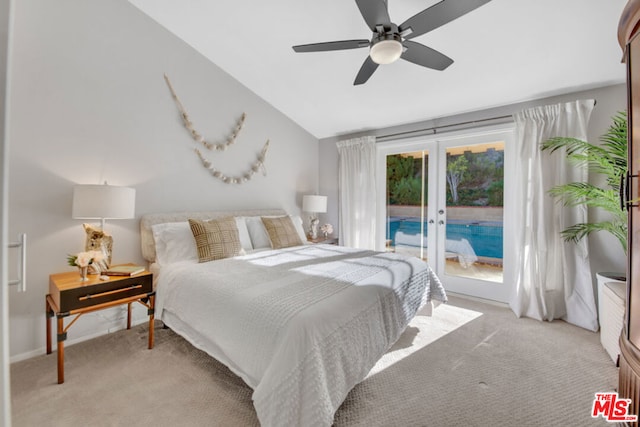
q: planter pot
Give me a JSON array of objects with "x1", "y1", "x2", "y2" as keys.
[
  {"x1": 597, "y1": 272, "x2": 626, "y2": 320},
  {"x1": 596, "y1": 271, "x2": 626, "y2": 364}
]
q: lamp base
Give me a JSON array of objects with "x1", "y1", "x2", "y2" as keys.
[
  {"x1": 83, "y1": 223, "x2": 113, "y2": 269},
  {"x1": 308, "y1": 216, "x2": 319, "y2": 240}
]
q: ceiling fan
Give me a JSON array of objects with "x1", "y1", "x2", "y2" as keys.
[{"x1": 292, "y1": 0, "x2": 493, "y2": 85}]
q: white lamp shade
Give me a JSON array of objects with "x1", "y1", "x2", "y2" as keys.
[
  {"x1": 302, "y1": 195, "x2": 327, "y2": 213},
  {"x1": 72, "y1": 185, "x2": 136, "y2": 220}
]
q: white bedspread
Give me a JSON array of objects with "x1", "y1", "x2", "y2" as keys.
[{"x1": 155, "y1": 244, "x2": 447, "y2": 427}]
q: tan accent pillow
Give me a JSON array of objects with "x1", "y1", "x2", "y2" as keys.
[
  {"x1": 261, "y1": 216, "x2": 303, "y2": 249},
  {"x1": 188, "y1": 217, "x2": 242, "y2": 262}
]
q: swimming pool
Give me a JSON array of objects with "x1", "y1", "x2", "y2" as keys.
[{"x1": 387, "y1": 217, "x2": 503, "y2": 259}]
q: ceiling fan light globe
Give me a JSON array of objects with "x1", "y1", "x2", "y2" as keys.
[{"x1": 370, "y1": 39, "x2": 402, "y2": 64}]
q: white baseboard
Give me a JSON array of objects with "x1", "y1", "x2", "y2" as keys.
[
  {"x1": 9, "y1": 317, "x2": 148, "y2": 364},
  {"x1": 446, "y1": 291, "x2": 510, "y2": 308}
]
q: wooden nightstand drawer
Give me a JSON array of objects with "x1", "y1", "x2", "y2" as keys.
[{"x1": 49, "y1": 270, "x2": 152, "y2": 313}]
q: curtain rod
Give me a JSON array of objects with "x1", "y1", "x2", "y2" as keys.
[
  {"x1": 376, "y1": 114, "x2": 514, "y2": 143},
  {"x1": 375, "y1": 98, "x2": 597, "y2": 143}
]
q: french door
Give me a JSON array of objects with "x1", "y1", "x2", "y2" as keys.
[{"x1": 377, "y1": 125, "x2": 515, "y2": 303}]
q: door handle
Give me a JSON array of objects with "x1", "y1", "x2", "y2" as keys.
[
  {"x1": 620, "y1": 173, "x2": 627, "y2": 211},
  {"x1": 622, "y1": 172, "x2": 639, "y2": 210},
  {"x1": 8, "y1": 233, "x2": 26, "y2": 292}
]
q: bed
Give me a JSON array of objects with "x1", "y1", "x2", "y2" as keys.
[{"x1": 140, "y1": 209, "x2": 447, "y2": 427}]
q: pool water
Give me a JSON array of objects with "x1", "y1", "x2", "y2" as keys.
[{"x1": 387, "y1": 217, "x2": 503, "y2": 259}]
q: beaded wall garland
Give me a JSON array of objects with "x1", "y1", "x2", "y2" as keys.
[{"x1": 164, "y1": 74, "x2": 269, "y2": 184}]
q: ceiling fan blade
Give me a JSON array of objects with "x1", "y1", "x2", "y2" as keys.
[
  {"x1": 401, "y1": 41, "x2": 453, "y2": 71},
  {"x1": 355, "y1": 0, "x2": 391, "y2": 32},
  {"x1": 399, "y1": 0, "x2": 492, "y2": 40},
  {"x1": 293, "y1": 39, "x2": 370, "y2": 53},
  {"x1": 354, "y1": 56, "x2": 379, "y2": 85}
]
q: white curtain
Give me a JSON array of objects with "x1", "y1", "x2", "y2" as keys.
[
  {"x1": 509, "y1": 99, "x2": 598, "y2": 331},
  {"x1": 336, "y1": 136, "x2": 377, "y2": 249}
]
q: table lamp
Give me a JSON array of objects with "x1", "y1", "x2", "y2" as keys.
[{"x1": 72, "y1": 183, "x2": 136, "y2": 267}]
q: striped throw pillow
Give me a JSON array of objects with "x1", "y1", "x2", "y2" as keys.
[
  {"x1": 261, "y1": 216, "x2": 303, "y2": 249},
  {"x1": 188, "y1": 217, "x2": 242, "y2": 262}
]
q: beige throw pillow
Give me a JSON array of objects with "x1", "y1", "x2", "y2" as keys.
[
  {"x1": 261, "y1": 216, "x2": 303, "y2": 249},
  {"x1": 188, "y1": 217, "x2": 242, "y2": 262}
]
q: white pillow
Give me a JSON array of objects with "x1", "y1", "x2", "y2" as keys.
[
  {"x1": 290, "y1": 215, "x2": 309, "y2": 244},
  {"x1": 244, "y1": 216, "x2": 272, "y2": 249},
  {"x1": 245, "y1": 215, "x2": 308, "y2": 249},
  {"x1": 151, "y1": 222, "x2": 197, "y2": 265},
  {"x1": 234, "y1": 217, "x2": 253, "y2": 252}
]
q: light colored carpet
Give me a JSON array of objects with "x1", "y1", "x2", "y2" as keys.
[{"x1": 11, "y1": 296, "x2": 617, "y2": 426}]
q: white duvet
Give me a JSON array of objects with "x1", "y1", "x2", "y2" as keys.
[{"x1": 155, "y1": 244, "x2": 447, "y2": 427}]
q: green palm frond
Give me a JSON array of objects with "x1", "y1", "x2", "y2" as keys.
[
  {"x1": 548, "y1": 183, "x2": 621, "y2": 212},
  {"x1": 540, "y1": 111, "x2": 628, "y2": 253},
  {"x1": 560, "y1": 221, "x2": 627, "y2": 253}
]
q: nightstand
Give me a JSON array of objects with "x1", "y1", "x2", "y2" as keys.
[
  {"x1": 307, "y1": 237, "x2": 339, "y2": 245},
  {"x1": 46, "y1": 267, "x2": 154, "y2": 384}
]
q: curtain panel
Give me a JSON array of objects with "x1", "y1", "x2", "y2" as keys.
[
  {"x1": 336, "y1": 136, "x2": 377, "y2": 249},
  {"x1": 509, "y1": 99, "x2": 598, "y2": 331}
]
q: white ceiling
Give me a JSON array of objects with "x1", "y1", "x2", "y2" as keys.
[{"x1": 129, "y1": 0, "x2": 627, "y2": 139}]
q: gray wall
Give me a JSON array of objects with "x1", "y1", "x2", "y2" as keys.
[
  {"x1": 7, "y1": 0, "x2": 318, "y2": 359},
  {"x1": 319, "y1": 83, "x2": 628, "y2": 287}
]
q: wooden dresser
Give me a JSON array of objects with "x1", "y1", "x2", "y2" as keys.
[{"x1": 619, "y1": 1, "x2": 640, "y2": 424}]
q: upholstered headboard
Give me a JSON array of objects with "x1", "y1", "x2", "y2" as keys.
[{"x1": 140, "y1": 209, "x2": 287, "y2": 263}]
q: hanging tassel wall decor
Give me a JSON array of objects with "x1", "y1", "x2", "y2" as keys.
[
  {"x1": 194, "y1": 141, "x2": 269, "y2": 184},
  {"x1": 164, "y1": 74, "x2": 270, "y2": 184}
]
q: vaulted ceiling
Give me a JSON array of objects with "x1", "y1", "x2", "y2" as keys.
[{"x1": 129, "y1": 0, "x2": 627, "y2": 139}]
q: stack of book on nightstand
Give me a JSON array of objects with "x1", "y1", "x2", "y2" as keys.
[{"x1": 104, "y1": 265, "x2": 145, "y2": 276}]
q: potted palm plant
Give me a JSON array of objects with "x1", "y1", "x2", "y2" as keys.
[
  {"x1": 540, "y1": 111, "x2": 628, "y2": 254},
  {"x1": 542, "y1": 111, "x2": 628, "y2": 327}
]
